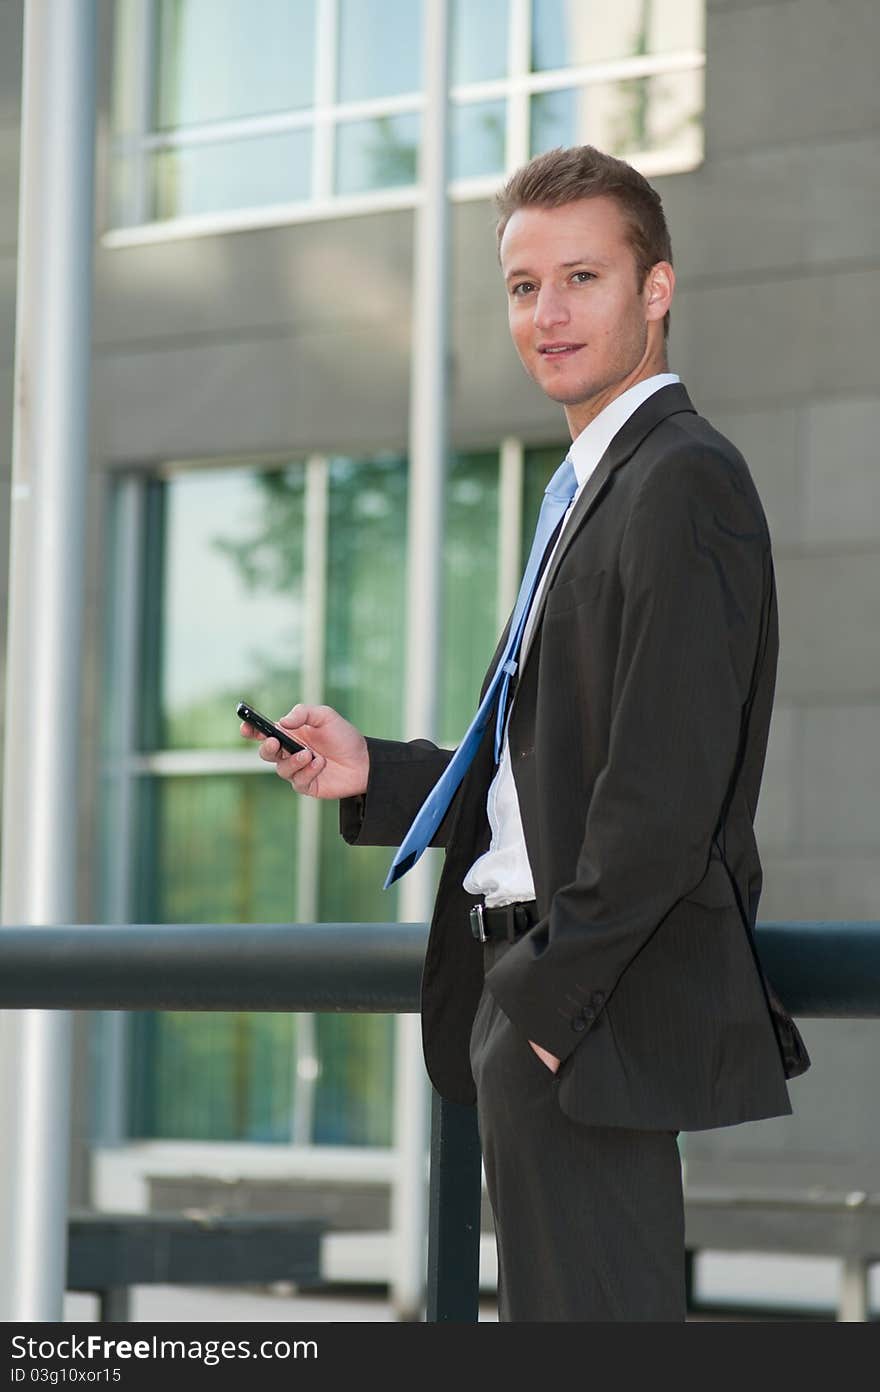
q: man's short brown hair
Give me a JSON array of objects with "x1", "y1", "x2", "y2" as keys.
[{"x1": 495, "y1": 145, "x2": 673, "y2": 337}]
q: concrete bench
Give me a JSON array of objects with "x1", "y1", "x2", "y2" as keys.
[
  {"x1": 684, "y1": 1187, "x2": 880, "y2": 1320},
  {"x1": 67, "y1": 1211, "x2": 326, "y2": 1322}
]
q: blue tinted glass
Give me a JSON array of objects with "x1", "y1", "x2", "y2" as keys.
[
  {"x1": 531, "y1": 0, "x2": 568, "y2": 71},
  {"x1": 319, "y1": 451, "x2": 406, "y2": 927},
  {"x1": 451, "y1": 0, "x2": 509, "y2": 84},
  {"x1": 337, "y1": 0, "x2": 423, "y2": 101},
  {"x1": 314, "y1": 453, "x2": 408, "y2": 1147},
  {"x1": 155, "y1": 0, "x2": 316, "y2": 126},
  {"x1": 335, "y1": 114, "x2": 420, "y2": 194},
  {"x1": 531, "y1": 1, "x2": 702, "y2": 72},
  {"x1": 441, "y1": 453, "x2": 500, "y2": 745},
  {"x1": 127, "y1": 772, "x2": 299, "y2": 1142},
  {"x1": 323, "y1": 454, "x2": 407, "y2": 746},
  {"x1": 151, "y1": 466, "x2": 306, "y2": 749},
  {"x1": 451, "y1": 100, "x2": 506, "y2": 179},
  {"x1": 529, "y1": 85, "x2": 576, "y2": 153},
  {"x1": 311, "y1": 1013, "x2": 396, "y2": 1146},
  {"x1": 151, "y1": 129, "x2": 312, "y2": 219},
  {"x1": 530, "y1": 72, "x2": 703, "y2": 163}
]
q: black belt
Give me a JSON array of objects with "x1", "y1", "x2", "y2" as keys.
[{"x1": 469, "y1": 900, "x2": 539, "y2": 944}]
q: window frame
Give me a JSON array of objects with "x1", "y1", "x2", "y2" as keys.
[
  {"x1": 97, "y1": 437, "x2": 564, "y2": 1148},
  {"x1": 98, "y1": 455, "x2": 328, "y2": 1147},
  {"x1": 105, "y1": 0, "x2": 705, "y2": 246}
]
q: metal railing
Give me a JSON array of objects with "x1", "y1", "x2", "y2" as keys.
[{"x1": 2, "y1": 917, "x2": 879, "y2": 1321}]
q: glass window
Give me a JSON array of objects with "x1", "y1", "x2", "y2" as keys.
[
  {"x1": 451, "y1": 100, "x2": 507, "y2": 181},
  {"x1": 129, "y1": 1009, "x2": 297, "y2": 1141},
  {"x1": 125, "y1": 464, "x2": 305, "y2": 1142},
  {"x1": 132, "y1": 773, "x2": 299, "y2": 925},
  {"x1": 112, "y1": 0, "x2": 144, "y2": 138},
  {"x1": 318, "y1": 452, "x2": 408, "y2": 925},
  {"x1": 451, "y1": 0, "x2": 509, "y2": 85},
  {"x1": 312, "y1": 1013, "x2": 396, "y2": 1146},
  {"x1": 530, "y1": 69, "x2": 704, "y2": 164},
  {"x1": 522, "y1": 446, "x2": 566, "y2": 563},
  {"x1": 314, "y1": 453, "x2": 408, "y2": 1146},
  {"x1": 335, "y1": 113, "x2": 420, "y2": 195},
  {"x1": 337, "y1": 0, "x2": 423, "y2": 102},
  {"x1": 530, "y1": 86, "x2": 576, "y2": 157},
  {"x1": 108, "y1": 155, "x2": 138, "y2": 231},
  {"x1": 149, "y1": 465, "x2": 306, "y2": 751},
  {"x1": 323, "y1": 454, "x2": 408, "y2": 743},
  {"x1": 441, "y1": 452, "x2": 500, "y2": 744},
  {"x1": 124, "y1": 453, "x2": 411, "y2": 1147},
  {"x1": 154, "y1": 0, "x2": 317, "y2": 128},
  {"x1": 150, "y1": 130, "x2": 312, "y2": 220},
  {"x1": 127, "y1": 771, "x2": 299, "y2": 1141},
  {"x1": 531, "y1": 0, "x2": 703, "y2": 72},
  {"x1": 111, "y1": 0, "x2": 704, "y2": 228}
]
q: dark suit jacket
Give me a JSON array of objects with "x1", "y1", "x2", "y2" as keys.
[{"x1": 341, "y1": 383, "x2": 810, "y2": 1131}]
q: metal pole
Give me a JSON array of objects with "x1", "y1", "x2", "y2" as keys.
[
  {"x1": 95, "y1": 478, "x2": 145, "y2": 1146},
  {"x1": 426, "y1": 1091, "x2": 483, "y2": 1321},
  {"x1": 390, "y1": 0, "x2": 452, "y2": 1322},
  {"x1": 0, "y1": 0, "x2": 98, "y2": 1321},
  {"x1": 291, "y1": 455, "x2": 329, "y2": 1146}
]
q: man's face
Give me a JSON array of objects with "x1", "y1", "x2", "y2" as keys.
[{"x1": 499, "y1": 196, "x2": 671, "y2": 434}]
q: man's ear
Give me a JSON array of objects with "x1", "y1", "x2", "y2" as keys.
[{"x1": 644, "y1": 261, "x2": 675, "y2": 324}]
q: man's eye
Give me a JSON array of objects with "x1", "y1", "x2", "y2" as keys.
[
  {"x1": 572, "y1": 271, "x2": 595, "y2": 284},
  {"x1": 511, "y1": 282, "x2": 535, "y2": 297}
]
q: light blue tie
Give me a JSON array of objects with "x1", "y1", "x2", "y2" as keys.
[{"x1": 384, "y1": 454, "x2": 578, "y2": 888}]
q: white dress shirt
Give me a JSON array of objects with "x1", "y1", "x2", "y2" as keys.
[{"x1": 463, "y1": 373, "x2": 681, "y2": 907}]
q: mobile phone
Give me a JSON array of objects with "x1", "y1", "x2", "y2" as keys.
[{"x1": 236, "y1": 701, "x2": 307, "y2": 755}]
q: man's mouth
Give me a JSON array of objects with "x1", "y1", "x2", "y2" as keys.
[{"x1": 538, "y1": 343, "x2": 583, "y2": 357}]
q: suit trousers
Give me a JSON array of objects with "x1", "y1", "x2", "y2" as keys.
[{"x1": 470, "y1": 937, "x2": 686, "y2": 1322}]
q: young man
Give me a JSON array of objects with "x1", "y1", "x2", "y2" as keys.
[{"x1": 242, "y1": 146, "x2": 809, "y2": 1321}]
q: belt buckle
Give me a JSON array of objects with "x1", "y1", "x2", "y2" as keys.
[{"x1": 470, "y1": 904, "x2": 488, "y2": 943}]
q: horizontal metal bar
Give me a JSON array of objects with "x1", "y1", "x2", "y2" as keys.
[
  {"x1": 0, "y1": 921, "x2": 878, "y2": 1016},
  {"x1": 0, "y1": 923, "x2": 426, "y2": 1012},
  {"x1": 757, "y1": 921, "x2": 880, "y2": 1017}
]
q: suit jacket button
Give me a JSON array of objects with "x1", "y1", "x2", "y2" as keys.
[
  {"x1": 581, "y1": 1007, "x2": 596, "y2": 1022},
  {"x1": 590, "y1": 991, "x2": 604, "y2": 1006},
  {"x1": 571, "y1": 1017, "x2": 586, "y2": 1032}
]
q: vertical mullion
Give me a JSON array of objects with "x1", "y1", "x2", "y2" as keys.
[
  {"x1": 507, "y1": 0, "x2": 531, "y2": 167},
  {"x1": 313, "y1": 0, "x2": 338, "y2": 200},
  {"x1": 132, "y1": 0, "x2": 156, "y2": 225},
  {"x1": 104, "y1": 477, "x2": 146, "y2": 925},
  {"x1": 291, "y1": 454, "x2": 329, "y2": 1144}
]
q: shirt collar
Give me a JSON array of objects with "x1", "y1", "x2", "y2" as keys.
[{"x1": 567, "y1": 373, "x2": 681, "y2": 489}]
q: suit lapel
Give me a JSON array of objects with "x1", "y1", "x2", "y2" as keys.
[
  {"x1": 470, "y1": 385, "x2": 696, "y2": 722},
  {"x1": 523, "y1": 383, "x2": 696, "y2": 640}
]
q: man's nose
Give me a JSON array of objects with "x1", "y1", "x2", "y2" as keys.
[{"x1": 533, "y1": 285, "x2": 568, "y2": 330}]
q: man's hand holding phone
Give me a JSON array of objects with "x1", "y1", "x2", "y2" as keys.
[{"x1": 238, "y1": 701, "x2": 369, "y2": 800}]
